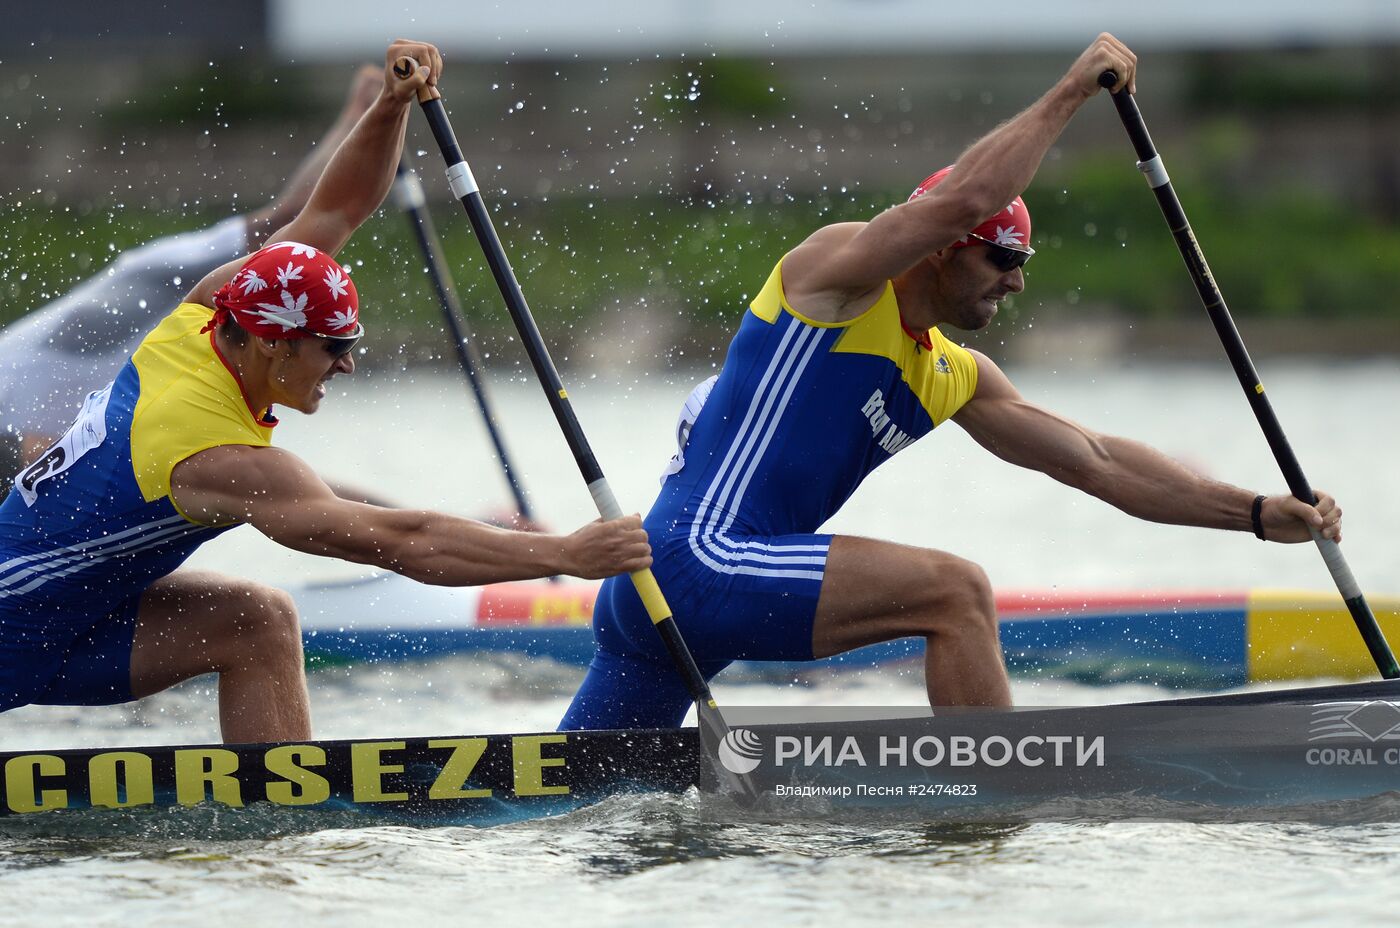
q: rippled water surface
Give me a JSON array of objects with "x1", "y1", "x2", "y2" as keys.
[{"x1": 3, "y1": 362, "x2": 1399, "y2": 926}]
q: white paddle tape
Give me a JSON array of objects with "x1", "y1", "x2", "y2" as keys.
[
  {"x1": 446, "y1": 161, "x2": 479, "y2": 199},
  {"x1": 393, "y1": 170, "x2": 427, "y2": 210},
  {"x1": 588, "y1": 478, "x2": 624, "y2": 520},
  {"x1": 1315, "y1": 534, "x2": 1364, "y2": 599},
  {"x1": 1136, "y1": 155, "x2": 1170, "y2": 189}
]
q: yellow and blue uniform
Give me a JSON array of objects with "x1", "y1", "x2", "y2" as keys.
[
  {"x1": 0, "y1": 303, "x2": 274, "y2": 710},
  {"x1": 561, "y1": 258, "x2": 979, "y2": 730}
]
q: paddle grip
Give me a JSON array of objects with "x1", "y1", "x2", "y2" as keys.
[{"x1": 392, "y1": 56, "x2": 439, "y2": 103}]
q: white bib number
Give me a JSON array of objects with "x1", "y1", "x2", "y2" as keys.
[
  {"x1": 660, "y1": 375, "x2": 718, "y2": 484},
  {"x1": 15, "y1": 385, "x2": 112, "y2": 507}
]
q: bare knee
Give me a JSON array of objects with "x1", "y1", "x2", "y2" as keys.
[
  {"x1": 917, "y1": 554, "x2": 997, "y2": 640},
  {"x1": 212, "y1": 584, "x2": 303, "y2": 671}
]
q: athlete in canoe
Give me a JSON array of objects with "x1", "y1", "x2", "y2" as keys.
[
  {"x1": 0, "y1": 40, "x2": 651, "y2": 742},
  {"x1": 0, "y1": 64, "x2": 383, "y2": 478},
  {"x1": 561, "y1": 33, "x2": 1341, "y2": 730}
]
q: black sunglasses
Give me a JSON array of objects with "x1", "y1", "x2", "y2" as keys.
[
  {"x1": 295, "y1": 322, "x2": 364, "y2": 359},
  {"x1": 967, "y1": 232, "x2": 1034, "y2": 272}
]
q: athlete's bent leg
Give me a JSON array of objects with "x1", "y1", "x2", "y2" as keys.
[
  {"x1": 560, "y1": 648, "x2": 709, "y2": 731},
  {"x1": 811, "y1": 535, "x2": 1010, "y2": 707},
  {"x1": 129, "y1": 570, "x2": 311, "y2": 742}
]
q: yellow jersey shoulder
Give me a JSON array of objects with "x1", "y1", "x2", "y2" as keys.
[
  {"x1": 130, "y1": 303, "x2": 274, "y2": 504},
  {"x1": 748, "y1": 256, "x2": 852, "y2": 329},
  {"x1": 748, "y1": 257, "x2": 978, "y2": 425},
  {"x1": 831, "y1": 287, "x2": 978, "y2": 426}
]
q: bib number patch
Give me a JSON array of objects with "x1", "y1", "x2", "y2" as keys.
[
  {"x1": 15, "y1": 385, "x2": 111, "y2": 506},
  {"x1": 661, "y1": 375, "x2": 718, "y2": 484}
]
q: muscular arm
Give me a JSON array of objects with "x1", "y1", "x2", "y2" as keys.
[
  {"x1": 242, "y1": 65, "x2": 383, "y2": 249},
  {"x1": 169, "y1": 444, "x2": 650, "y2": 584},
  {"x1": 185, "y1": 39, "x2": 444, "y2": 307},
  {"x1": 783, "y1": 33, "x2": 1137, "y2": 319},
  {"x1": 952, "y1": 351, "x2": 1340, "y2": 543}
]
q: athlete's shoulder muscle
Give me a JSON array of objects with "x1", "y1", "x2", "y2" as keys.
[
  {"x1": 781, "y1": 222, "x2": 885, "y2": 324},
  {"x1": 170, "y1": 444, "x2": 327, "y2": 527}
]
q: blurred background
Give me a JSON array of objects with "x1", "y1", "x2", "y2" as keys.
[{"x1": 3, "y1": 0, "x2": 1398, "y2": 370}]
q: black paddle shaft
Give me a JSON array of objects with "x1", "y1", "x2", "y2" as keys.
[
  {"x1": 409, "y1": 91, "x2": 759, "y2": 801},
  {"x1": 394, "y1": 157, "x2": 536, "y2": 523},
  {"x1": 417, "y1": 99, "x2": 604, "y2": 483},
  {"x1": 1098, "y1": 71, "x2": 1398, "y2": 679}
]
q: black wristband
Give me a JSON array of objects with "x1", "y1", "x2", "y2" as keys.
[{"x1": 1251, "y1": 494, "x2": 1267, "y2": 541}]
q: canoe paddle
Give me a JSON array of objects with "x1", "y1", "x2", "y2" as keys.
[
  {"x1": 392, "y1": 154, "x2": 538, "y2": 529},
  {"x1": 393, "y1": 58, "x2": 760, "y2": 799},
  {"x1": 1098, "y1": 70, "x2": 1399, "y2": 679}
]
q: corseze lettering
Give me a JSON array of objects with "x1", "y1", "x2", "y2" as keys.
[
  {"x1": 4, "y1": 754, "x2": 66, "y2": 813},
  {"x1": 88, "y1": 751, "x2": 154, "y2": 809},
  {"x1": 512, "y1": 735, "x2": 570, "y2": 796},
  {"x1": 350, "y1": 741, "x2": 409, "y2": 803},
  {"x1": 429, "y1": 739, "x2": 492, "y2": 799},
  {"x1": 174, "y1": 749, "x2": 243, "y2": 807},
  {"x1": 265, "y1": 745, "x2": 331, "y2": 805}
]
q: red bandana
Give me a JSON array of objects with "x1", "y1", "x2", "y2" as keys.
[
  {"x1": 204, "y1": 242, "x2": 360, "y2": 339},
  {"x1": 908, "y1": 165, "x2": 1032, "y2": 252}
]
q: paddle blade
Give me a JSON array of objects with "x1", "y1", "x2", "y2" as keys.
[{"x1": 696, "y1": 699, "x2": 761, "y2": 805}]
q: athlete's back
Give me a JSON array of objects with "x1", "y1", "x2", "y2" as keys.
[{"x1": 649, "y1": 256, "x2": 978, "y2": 548}]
